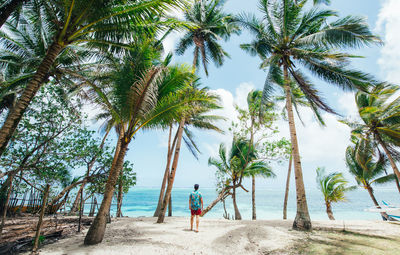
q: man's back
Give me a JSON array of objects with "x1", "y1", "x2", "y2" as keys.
[{"x1": 189, "y1": 190, "x2": 202, "y2": 210}]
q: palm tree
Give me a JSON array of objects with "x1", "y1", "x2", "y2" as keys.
[
  {"x1": 316, "y1": 167, "x2": 356, "y2": 220},
  {"x1": 156, "y1": 83, "x2": 222, "y2": 223},
  {"x1": 209, "y1": 138, "x2": 257, "y2": 220},
  {"x1": 344, "y1": 84, "x2": 400, "y2": 192},
  {"x1": 245, "y1": 160, "x2": 275, "y2": 220},
  {"x1": 274, "y1": 77, "x2": 325, "y2": 220},
  {"x1": 346, "y1": 140, "x2": 396, "y2": 220},
  {"x1": 153, "y1": 83, "x2": 223, "y2": 218},
  {"x1": 0, "y1": 0, "x2": 186, "y2": 158},
  {"x1": 236, "y1": 0, "x2": 381, "y2": 230},
  {"x1": 243, "y1": 90, "x2": 277, "y2": 220},
  {"x1": 83, "y1": 41, "x2": 210, "y2": 244},
  {"x1": 176, "y1": 0, "x2": 239, "y2": 75}
]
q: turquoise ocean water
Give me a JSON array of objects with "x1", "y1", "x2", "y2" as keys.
[{"x1": 105, "y1": 187, "x2": 400, "y2": 221}]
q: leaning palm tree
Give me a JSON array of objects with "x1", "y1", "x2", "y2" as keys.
[
  {"x1": 153, "y1": 81, "x2": 223, "y2": 218},
  {"x1": 346, "y1": 140, "x2": 396, "y2": 220},
  {"x1": 0, "y1": 0, "x2": 186, "y2": 158},
  {"x1": 343, "y1": 84, "x2": 400, "y2": 192},
  {"x1": 176, "y1": 0, "x2": 239, "y2": 75},
  {"x1": 156, "y1": 83, "x2": 222, "y2": 223},
  {"x1": 236, "y1": 0, "x2": 381, "y2": 230},
  {"x1": 316, "y1": 167, "x2": 356, "y2": 220},
  {"x1": 208, "y1": 138, "x2": 257, "y2": 220},
  {"x1": 82, "y1": 41, "x2": 211, "y2": 245}
]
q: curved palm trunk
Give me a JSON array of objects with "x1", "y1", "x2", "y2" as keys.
[
  {"x1": 201, "y1": 187, "x2": 229, "y2": 216},
  {"x1": 154, "y1": 125, "x2": 177, "y2": 217},
  {"x1": 116, "y1": 169, "x2": 123, "y2": 218},
  {"x1": 284, "y1": 66, "x2": 311, "y2": 231},
  {"x1": 157, "y1": 118, "x2": 185, "y2": 223},
  {"x1": 232, "y1": 183, "x2": 242, "y2": 220},
  {"x1": 377, "y1": 138, "x2": 400, "y2": 193},
  {"x1": 0, "y1": 42, "x2": 64, "y2": 157},
  {"x1": 366, "y1": 185, "x2": 388, "y2": 220},
  {"x1": 325, "y1": 201, "x2": 335, "y2": 220},
  {"x1": 283, "y1": 154, "x2": 293, "y2": 220},
  {"x1": 84, "y1": 135, "x2": 128, "y2": 245},
  {"x1": 251, "y1": 175, "x2": 256, "y2": 220}
]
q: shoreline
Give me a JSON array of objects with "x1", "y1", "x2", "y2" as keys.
[{"x1": 21, "y1": 216, "x2": 400, "y2": 255}]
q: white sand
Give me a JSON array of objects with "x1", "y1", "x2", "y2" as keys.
[{"x1": 29, "y1": 217, "x2": 400, "y2": 255}]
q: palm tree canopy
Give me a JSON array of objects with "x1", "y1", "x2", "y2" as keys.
[
  {"x1": 176, "y1": 0, "x2": 240, "y2": 75},
  {"x1": 353, "y1": 84, "x2": 400, "y2": 152},
  {"x1": 316, "y1": 167, "x2": 355, "y2": 204},
  {"x1": 236, "y1": 0, "x2": 381, "y2": 113},
  {"x1": 345, "y1": 139, "x2": 396, "y2": 187}
]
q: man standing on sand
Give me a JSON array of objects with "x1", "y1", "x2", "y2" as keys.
[{"x1": 189, "y1": 184, "x2": 203, "y2": 232}]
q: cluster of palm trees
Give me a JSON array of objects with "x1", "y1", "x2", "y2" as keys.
[{"x1": 0, "y1": 0, "x2": 396, "y2": 248}]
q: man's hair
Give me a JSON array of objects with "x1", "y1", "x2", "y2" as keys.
[{"x1": 194, "y1": 184, "x2": 199, "y2": 191}]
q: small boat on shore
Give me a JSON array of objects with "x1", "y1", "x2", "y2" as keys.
[{"x1": 365, "y1": 201, "x2": 400, "y2": 221}]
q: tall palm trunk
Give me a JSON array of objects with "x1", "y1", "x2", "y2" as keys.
[
  {"x1": 366, "y1": 185, "x2": 388, "y2": 220},
  {"x1": 0, "y1": 42, "x2": 64, "y2": 157},
  {"x1": 157, "y1": 118, "x2": 185, "y2": 223},
  {"x1": 154, "y1": 124, "x2": 177, "y2": 217},
  {"x1": 116, "y1": 169, "x2": 123, "y2": 218},
  {"x1": 32, "y1": 184, "x2": 50, "y2": 253},
  {"x1": 283, "y1": 154, "x2": 293, "y2": 220},
  {"x1": 232, "y1": 183, "x2": 241, "y2": 220},
  {"x1": 377, "y1": 137, "x2": 400, "y2": 192},
  {"x1": 251, "y1": 175, "x2": 256, "y2": 220},
  {"x1": 325, "y1": 201, "x2": 335, "y2": 220},
  {"x1": 84, "y1": 134, "x2": 129, "y2": 245},
  {"x1": 284, "y1": 66, "x2": 312, "y2": 230}
]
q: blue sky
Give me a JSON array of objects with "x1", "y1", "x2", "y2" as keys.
[{"x1": 86, "y1": 0, "x2": 400, "y2": 192}]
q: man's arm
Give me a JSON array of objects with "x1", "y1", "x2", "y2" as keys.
[
  {"x1": 201, "y1": 196, "x2": 203, "y2": 210},
  {"x1": 189, "y1": 195, "x2": 191, "y2": 210}
]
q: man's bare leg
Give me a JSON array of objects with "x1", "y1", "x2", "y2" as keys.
[
  {"x1": 195, "y1": 215, "x2": 199, "y2": 232},
  {"x1": 190, "y1": 215, "x2": 194, "y2": 230}
]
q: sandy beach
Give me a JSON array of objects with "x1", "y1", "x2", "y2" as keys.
[{"x1": 26, "y1": 217, "x2": 400, "y2": 255}]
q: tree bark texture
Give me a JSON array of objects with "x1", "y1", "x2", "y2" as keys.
[
  {"x1": 283, "y1": 154, "x2": 293, "y2": 220},
  {"x1": 154, "y1": 125, "x2": 177, "y2": 217},
  {"x1": 378, "y1": 138, "x2": 400, "y2": 192},
  {"x1": 284, "y1": 66, "x2": 312, "y2": 231},
  {"x1": 232, "y1": 184, "x2": 241, "y2": 220},
  {"x1": 0, "y1": 174, "x2": 14, "y2": 234},
  {"x1": 366, "y1": 185, "x2": 389, "y2": 220},
  {"x1": 325, "y1": 202, "x2": 335, "y2": 220},
  {"x1": 84, "y1": 136, "x2": 128, "y2": 245},
  {"x1": 201, "y1": 188, "x2": 228, "y2": 217},
  {"x1": 32, "y1": 184, "x2": 50, "y2": 253},
  {"x1": 0, "y1": 42, "x2": 64, "y2": 158},
  {"x1": 116, "y1": 169, "x2": 123, "y2": 218},
  {"x1": 252, "y1": 175, "x2": 256, "y2": 220},
  {"x1": 157, "y1": 118, "x2": 185, "y2": 223}
]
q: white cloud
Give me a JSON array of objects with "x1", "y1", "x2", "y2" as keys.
[{"x1": 376, "y1": 0, "x2": 400, "y2": 84}]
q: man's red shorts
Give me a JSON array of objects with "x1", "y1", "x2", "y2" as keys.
[{"x1": 191, "y1": 209, "x2": 201, "y2": 215}]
